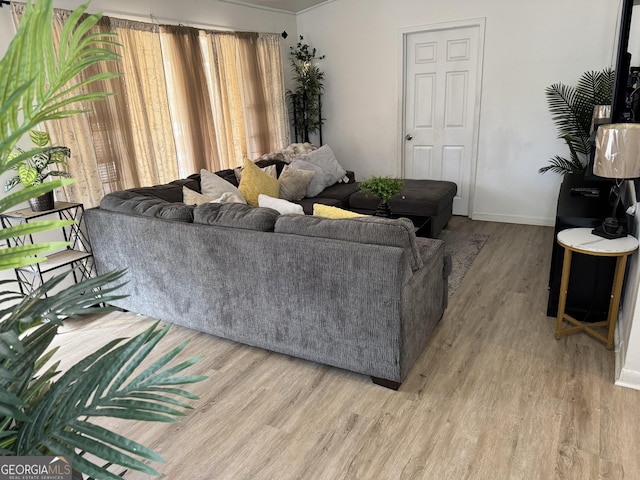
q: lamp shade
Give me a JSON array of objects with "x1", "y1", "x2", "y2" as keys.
[
  {"x1": 594, "y1": 123, "x2": 640, "y2": 179},
  {"x1": 590, "y1": 105, "x2": 611, "y2": 134}
]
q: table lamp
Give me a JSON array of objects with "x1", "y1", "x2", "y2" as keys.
[{"x1": 592, "y1": 123, "x2": 640, "y2": 238}]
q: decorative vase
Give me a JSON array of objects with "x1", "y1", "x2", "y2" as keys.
[
  {"x1": 375, "y1": 200, "x2": 391, "y2": 218},
  {"x1": 28, "y1": 190, "x2": 55, "y2": 212}
]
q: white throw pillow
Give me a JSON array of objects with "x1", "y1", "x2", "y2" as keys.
[
  {"x1": 200, "y1": 169, "x2": 246, "y2": 203},
  {"x1": 258, "y1": 194, "x2": 304, "y2": 215}
]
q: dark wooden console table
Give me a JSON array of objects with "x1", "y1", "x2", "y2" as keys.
[{"x1": 547, "y1": 174, "x2": 620, "y2": 321}]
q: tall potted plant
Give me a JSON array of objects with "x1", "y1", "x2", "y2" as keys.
[
  {"x1": 287, "y1": 36, "x2": 325, "y2": 143},
  {"x1": 0, "y1": 1, "x2": 206, "y2": 478},
  {"x1": 541, "y1": 68, "x2": 615, "y2": 175}
]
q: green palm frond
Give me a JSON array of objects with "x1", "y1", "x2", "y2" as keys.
[
  {"x1": 12, "y1": 322, "x2": 205, "y2": 479},
  {"x1": 538, "y1": 154, "x2": 586, "y2": 175},
  {"x1": 0, "y1": 270, "x2": 128, "y2": 451},
  {"x1": 542, "y1": 68, "x2": 615, "y2": 175},
  {"x1": 0, "y1": 3, "x2": 206, "y2": 478},
  {"x1": 0, "y1": 0, "x2": 120, "y2": 170}
]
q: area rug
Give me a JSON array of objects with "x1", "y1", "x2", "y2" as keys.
[{"x1": 437, "y1": 229, "x2": 488, "y2": 298}]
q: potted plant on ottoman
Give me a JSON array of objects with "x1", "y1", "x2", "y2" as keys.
[
  {"x1": 358, "y1": 176, "x2": 404, "y2": 217},
  {"x1": 5, "y1": 130, "x2": 71, "y2": 211}
]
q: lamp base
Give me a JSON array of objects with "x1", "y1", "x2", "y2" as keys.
[{"x1": 592, "y1": 217, "x2": 627, "y2": 239}]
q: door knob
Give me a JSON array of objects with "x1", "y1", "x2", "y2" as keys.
[{"x1": 405, "y1": 134, "x2": 413, "y2": 141}]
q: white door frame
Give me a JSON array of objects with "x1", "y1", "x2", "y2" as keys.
[{"x1": 397, "y1": 18, "x2": 486, "y2": 218}]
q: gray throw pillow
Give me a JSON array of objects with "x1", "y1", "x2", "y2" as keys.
[
  {"x1": 289, "y1": 159, "x2": 331, "y2": 197},
  {"x1": 297, "y1": 145, "x2": 346, "y2": 186},
  {"x1": 278, "y1": 165, "x2": 316, "y2": 201}
]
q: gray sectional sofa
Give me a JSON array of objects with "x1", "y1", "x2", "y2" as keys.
[{"x1": 85, "y1": 162, "x2": 452, "y2": 389}]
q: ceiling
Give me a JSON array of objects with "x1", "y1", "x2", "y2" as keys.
[{"x1": 219, "y1": 0, "x2": 331, "y2": 14}]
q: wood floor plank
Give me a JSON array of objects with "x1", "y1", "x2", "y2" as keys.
[{"x1": 47, "y1": 217, "x2": 640, "y2": 479}]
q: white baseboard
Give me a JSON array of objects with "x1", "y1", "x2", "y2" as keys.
[
  {"x1": 615, "y1": 340, "x2": 640, "y2": 390},
  {"x1": 470, "y1": 211, "x2": 555, "y2": 227},
  {"x1": 614, "y1": 367, "x2": 640, "y2": 390}
]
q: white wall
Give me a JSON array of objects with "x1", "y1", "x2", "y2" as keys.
[
  {"x1": 617, "y1": 192, "x2": 640, "y2": 389},
  {"x1": 296, "y1": 0, "x2": 621, "y2": 226}
]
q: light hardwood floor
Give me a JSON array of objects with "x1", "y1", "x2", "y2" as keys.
[{"x1": 54, "y1": 217, "x2": 640, "y2": 479}]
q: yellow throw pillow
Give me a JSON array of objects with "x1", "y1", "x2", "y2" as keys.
[
  {"x1": 238, "y1": 158, "x2": 280, "y2": 206},
  {"x1": 313, "y1": 204, "x2": 367, "y2": 219}
]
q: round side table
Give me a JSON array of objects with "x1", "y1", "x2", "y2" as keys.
[{"x1": 555, "y1": 228, "x2": 638, "y2": 349}]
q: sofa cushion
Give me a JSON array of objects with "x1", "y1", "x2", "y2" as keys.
[
  {"x1": 100, "y1": 191, "x2": 194, "y2": 222},
  {"x1": 193, "y1": 202, "x2": 279, "y2": 231},
  {"x1": 258, "y1": 194, "x2": 304, "y2": 215},
  {"x1": 278, "y1": 165, "x2": 316, "y2": 201},
  {"x1": 274, "y1": 215, "x2": 424, "y2": 271},
  {"x1": 349, "y1": 179, "x2": 457, "y2": 216},
  {"x1": 317, "y1": 181, "x2": 361, "y2": 206},
  {"x1": 127, "y1": 184, "x2": 183, "y2": 203},
  {"x1": 238, "y1": 158, "x2": 280, "y2": 206},
  {"x1": 200, "y1": 168, "x2": 246, "y2": 202},
  {"x1": 313, "y1": 204, "x2": 367, "y2": 219}
]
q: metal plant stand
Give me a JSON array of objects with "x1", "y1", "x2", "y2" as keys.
[{"x1": 1, "y1": 201, "x2": 95, "y2": 296}]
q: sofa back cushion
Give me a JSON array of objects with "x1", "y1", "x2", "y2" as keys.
[
  {"x1": 193, "y1": 203, "x2": 280, "y2": 231},
  {"x1": 100, "y1": 191, "x2": 194, "y2": 222},
  {"x1": 274, "y1": 215, "x2": 424, "y2": 271},
  {"x1": 127, "y1": 183, "x2": 183, "y2": 203}
]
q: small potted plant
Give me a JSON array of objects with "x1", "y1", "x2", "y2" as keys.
[
  {"x1": 5, "y1": 130, "x2": 71, "y2": 211},
  {"x1": 358, "y1": 176, "x2": 404, "y2": 217}
]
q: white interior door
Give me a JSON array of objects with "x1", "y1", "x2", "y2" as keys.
[{"x1": 403, "y1": 21, "x2": 484, "y2": 216}]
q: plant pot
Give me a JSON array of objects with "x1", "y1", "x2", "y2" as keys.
[
  {"x1": 375, "y1": 200, "x2": 391, "y2": 217},
  {"x1": 28, "y1": 190, "x2": 54, "y2": 212}
]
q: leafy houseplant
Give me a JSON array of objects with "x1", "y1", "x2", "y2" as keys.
[
  {"x1": 358, "y1": 176, "x2": 404, "y2": 217},
  {"x1": 541, "y1": 68, "x2": 615, "y2": 175},
  {"x1": 5, "y1": 130, "x2": 71, "y2": 211},
  {"x1": 287, "y1": 35, "x2": 325, "y2": 143},
  {"x1": 1, "y1": 1, "x2": 206, "y2": 478}
]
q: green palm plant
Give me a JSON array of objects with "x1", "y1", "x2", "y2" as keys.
[
  {"x1": 1, "y1": 1, "x2": 206, "y2": 478},
  {"x1": 541, "y1": 68, "x2": 615, "y2": 175}
]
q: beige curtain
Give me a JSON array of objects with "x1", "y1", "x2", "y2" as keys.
[
  {"x1": 11, "y1": 6, "x2": 288, "y2": 206},
  {"x1": 160, "y1": 25, "x2": 220, "y2": 176},
  {"x1": 12, "y1": 6, "x2": 178, "y2": 208},
  {"x1": 205, "y1": 31, "x2": 288, "y2": 166}
]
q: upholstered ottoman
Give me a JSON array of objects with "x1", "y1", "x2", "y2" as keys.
[{"x1": 348, "y1": 179, "x2": 457, "y2": 237}]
